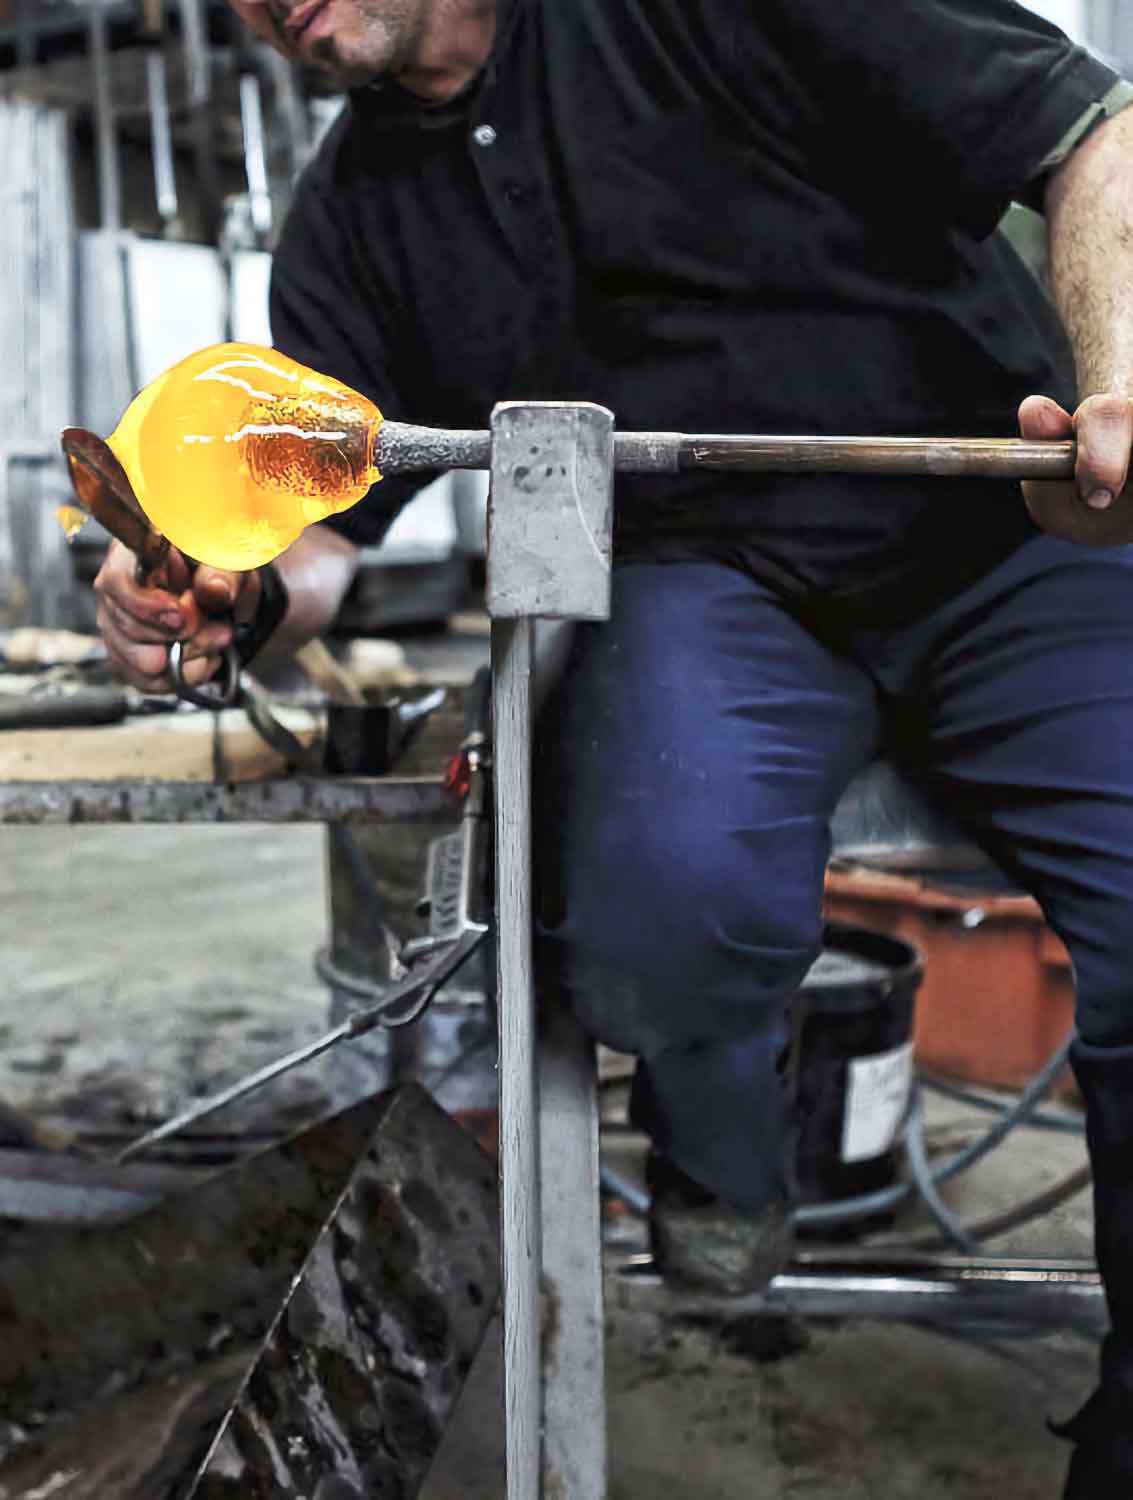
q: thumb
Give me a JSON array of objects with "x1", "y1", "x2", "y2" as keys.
[
  {"x1": 193, "y1": 566, "x2": 239, "y2": 614},
  {"x1": 1019, "y1": 394, "x2": 1072, "y2": 440}
]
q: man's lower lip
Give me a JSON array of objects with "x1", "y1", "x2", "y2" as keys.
[{"x1": 290, "y1": 0, "x2": 330, "y2": 46}]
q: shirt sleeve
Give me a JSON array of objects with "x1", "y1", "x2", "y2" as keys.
[
  {"x1": 269, "y1": 127, "x2": 436, "y2": 548},
  {"x1": 1033, "y1": 76, "x2": 1133, "y2": 177},
  {"x1": 737, "y1": 0, "x2": 1123, "y2": 234}
]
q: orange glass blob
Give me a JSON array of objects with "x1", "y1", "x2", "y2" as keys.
[{"x1": 106, "y1": 342, "x2": 384, "y2": 570}]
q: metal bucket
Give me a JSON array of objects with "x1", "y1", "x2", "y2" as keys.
[{"x1": 790, "y1": 921, "x2": 923, "y2": 1206}]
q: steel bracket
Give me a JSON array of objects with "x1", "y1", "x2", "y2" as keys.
[{"x1": 487, "y1": 401, "x2": 614, "y2": 621}]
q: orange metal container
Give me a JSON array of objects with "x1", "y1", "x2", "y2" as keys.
[{"x1": 824, "y1": 867, "x2": 1076, "y2": 1096}]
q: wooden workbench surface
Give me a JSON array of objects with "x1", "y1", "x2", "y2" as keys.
[{"x1": 0, "y1": 704, "x2": 323, "y2": 783}]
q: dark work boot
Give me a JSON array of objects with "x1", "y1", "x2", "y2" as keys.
[
  {"x1": 1057, "y1": 1040, "x2": 1133, "y2": 1498},
  {"x1": 646, "y1": 1152, "x2": 793, "y2": 1297}
]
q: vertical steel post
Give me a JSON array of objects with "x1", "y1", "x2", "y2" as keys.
[
  {"x1": 488, "y1": 402, "x2": 615, "y2": 1499},
  {"x1": 146, "y1": 49, "x2": 180, "y2": 229},
  {"x1": 491, "y1": 612, "x2": 540, "y2": 1500}
]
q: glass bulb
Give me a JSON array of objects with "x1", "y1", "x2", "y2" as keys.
[{"x1": 106, "y1": 342, "x2": 383, "y2": 570}]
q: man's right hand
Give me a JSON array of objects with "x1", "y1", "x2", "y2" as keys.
[{"x1": 93, "y1": 540, "x2": 257, "y2": 695}]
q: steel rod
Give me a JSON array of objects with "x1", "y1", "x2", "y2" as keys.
[
  {"x1": 239, "y1": 73, "x2": 273, "y2": 240},
  {"x1": 376, "y1": 423, "x2": 492, "y2": 473},
  {"x1": 116, "y1": 930, "x2": 487, "y2": 1161},
  {"x1": 492, "y1": 615, "x2": 542, "y2": 1500},
  {"x1": 116, "y1": 1023, "x2": 358, "y2": 1162},
  {"x1": 146, "y1": 48, "x2": 179, "y2": 226},
  {"x1": 720, "y1": 1269, "x2": 1104, "y2": 1330},
  {"x1": 375, "y1": 421, "x2": 1077, "y2": 481},
  {"x1": 618, "y1": 1253, "x2": 1105, "y2": 1333},
  {"x1": 674, "y1": 433, "x2": 1077, "y2": 479}
]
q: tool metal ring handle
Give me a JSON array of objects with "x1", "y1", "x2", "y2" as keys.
[{"x1": 169, "y1": 639, "x2": 242, "y2": 709}]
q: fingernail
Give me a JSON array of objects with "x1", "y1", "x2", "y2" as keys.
[
  {"x1": 1087, "y1": 489, "x2": 1114, "y2": 510},
  {"x1": 160, "y1": 611, "x2": 182, "y2": 629}
]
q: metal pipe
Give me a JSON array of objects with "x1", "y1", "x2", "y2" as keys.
[
  {"x1": 239, "y1": 72, "x2": 273, "y2": 241},
  {"x1": 618, "y1": 1252, "x2": 1105, "y2": 1334},
  {"x1": 376, "y1": 422, "x2": 492, "y2": 474},
  {"x1": 177, "y1": 0, "x2": 222, "y2": 241},
  {"x1": 492, "y1": 615, "x2": 542, "y2": 1500},
  {"x1": 672, "y1": 433, "x2": 1077, "y2": 479},
  {"x1": 176, "y1": 0, "x2": 210, "y2": 108},
  {"x1": 86, "y1": 0, "x2": 121, "y2": 233},
  {"x1": 146, "y1": 48, "x2": 179, "y2": 227},
  {"x1": 373, "y1": 421, "x2": 1078, "y2": 481}
]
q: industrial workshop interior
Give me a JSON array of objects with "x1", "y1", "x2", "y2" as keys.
[{"x1": 4, "y1": 0, "x2": 1133, "y2": 1497}]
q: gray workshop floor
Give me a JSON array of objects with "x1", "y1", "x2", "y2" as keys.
[{"x1": 0, "y1": 817, "x2": 1099, "y2": 1499}]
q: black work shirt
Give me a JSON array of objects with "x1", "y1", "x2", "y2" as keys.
[{"x1": 269, "y1": 0, "x2": 1120, "y2": 624}]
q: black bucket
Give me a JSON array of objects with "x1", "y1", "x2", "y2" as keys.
[{"x1": 790, "y1": 921, "x2": 923, "y2": 1207}]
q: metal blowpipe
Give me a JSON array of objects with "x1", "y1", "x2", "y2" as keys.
[
  {"x1": 73, "y1": 337, "x2": 1074, "y2": 579},
  {"x1": 373, "y1": 423, "x2": 1077, "y2": 481}
]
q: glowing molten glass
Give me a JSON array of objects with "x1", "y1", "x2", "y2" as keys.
[{"x1": 106, "y1": 343, "x2": 383, "y2": 570}]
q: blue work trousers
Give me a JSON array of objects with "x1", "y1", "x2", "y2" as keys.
[{"x1": 535, "y1": 534, "x2": 1133, "y2": 1210}]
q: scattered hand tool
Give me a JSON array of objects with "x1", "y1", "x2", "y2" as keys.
[{"x1": 0, "y1": 685, "x2": 129, "y2": 729}]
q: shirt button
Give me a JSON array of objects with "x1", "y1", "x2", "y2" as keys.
[{"x1": 472, "y1": 124, "x2": 497, "y2": 148}]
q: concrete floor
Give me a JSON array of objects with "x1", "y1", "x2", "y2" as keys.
[{"x1": 0, "y1": 817, "x2": 1101, "y2": 1498}]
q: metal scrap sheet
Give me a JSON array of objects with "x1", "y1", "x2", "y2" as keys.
[{"x1": 0, "y1": 1085, "x2": 499, "y2": 1499}]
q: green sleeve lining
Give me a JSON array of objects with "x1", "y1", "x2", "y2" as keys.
[{"x1": 1036, "y1": 77, "x2": 1133, "y2": 174}]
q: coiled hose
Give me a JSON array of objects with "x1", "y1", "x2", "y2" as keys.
[{"x1": 598, "y1": 1028, "x2": 1090, "y2": 1254}]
